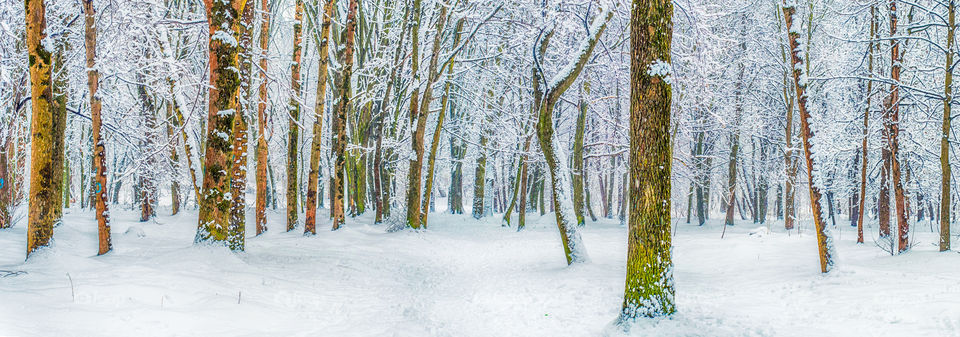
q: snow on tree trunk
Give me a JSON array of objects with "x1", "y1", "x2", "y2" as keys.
[
  {"x1": 305, "y1": 0, "x2": 335, "y2": 235},
  {"x1": 331, "y1": 0, "x2": 358, "y2": 231},
  {"x1": 619, "y1": 0, "x2": 675, "y2": 322},
  {"x1": 196, "y1": 0, "x2": 249, "y2": 249},
  {"x1": 286, "y1": 0, "x2": 304, "y2": 232},
  {"x1": 83, "y1": 0, "x2": 111, "y2": 255},
  {"x1": 783, "y1": 2, "x2": 835, "y2": 273},
  {"x1": 254, "y1": 0, "x2": 271, "y2": 236}
]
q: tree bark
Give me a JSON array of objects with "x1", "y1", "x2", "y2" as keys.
[
  {"x1": 941, "y1": 0, "x2": 955, "y2": 252},
  {"x1": 887, "y1": 0, "x2": 910, "y2": 253},
  {"x1": 83, "y1": 0, "x2": 111, "y2": 255},
  {"x1": 783, "y1": 2, "x2": 834, "y2": 273},
  {"x1": 421, "y1": 16, "x2": 463, "y2": 228},
  {"x1": 286, "y1": 0, "x2": 304, "y2": 232},
  {"x1": 330, "y1": 0, "x2": 358, "y2": 230},
  {"x1": 255, "y1": 0, "x2": 272, "y2": 236},
  {"x1": 534, "y1": 11, "x2": 611, "y2": 264},
  {"x1": 196, "y1": 0, "x2": 250, "y2": 248},
  {"x1": 304, "y1": 0, "x2": 335, "y2": 235},
  {"x1": 859, "y1": 5, "x2": 877, "y2": 244},
  {"x1": 620, "y1": 0, "x2": 675, "y2": 320}
]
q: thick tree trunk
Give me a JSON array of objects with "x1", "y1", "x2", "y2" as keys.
[
  {"x1": 304, "y1": 0, "x2": 335, "y2": 235},
  {"x1": 196, "y1": 0, "x2": 249, "y2": 248},
  {"x1": 620, "y1": 0, "x2": 675, "y2": 321},
  {"x1": 783, "y1": 2, "x2": 834, "y2": 273}
]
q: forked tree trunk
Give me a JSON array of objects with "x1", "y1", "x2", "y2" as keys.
[
  {"x1": 620, "y1": 0, "x2": 675, "y2": 321},
  {"x1": 419, "y1": 14, "x2": 461, "y2": 229},
  {"x1": 534, "y1": 11, "x2": 611, "y2": 265}
]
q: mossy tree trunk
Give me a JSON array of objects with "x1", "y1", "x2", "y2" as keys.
[
  {"x1": 25, "y1": 0, "x2": 60, "y2": 256},
  {"x1": 533, "y1": 11, "x2": 610, "y2": 265},
  {"x1": 196, "y1": 0, "x2": 250, "y2": 249},
  {"x1": 619, "y1": 0, "x2": 675, "y2": 321}
]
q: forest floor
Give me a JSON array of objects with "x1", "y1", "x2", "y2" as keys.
[{"x1": 1, "y1": 205, "x2": 959, "y2": 336}]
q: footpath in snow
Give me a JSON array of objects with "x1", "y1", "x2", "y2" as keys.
[{"x1": 1, "y1": 207, "x2": 959, "y2": 336}]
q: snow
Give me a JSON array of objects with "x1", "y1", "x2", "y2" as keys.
[{"x1": 1, "y1": 207, "x2": 959, "y2": 336}]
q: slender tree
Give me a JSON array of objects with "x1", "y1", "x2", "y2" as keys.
[
  {"x1": 83, "y1": 0, "x2": 111, "y2": 255},
  {"x1": 783, "y1": 1, "x2": 834, "y2": 273},
  {"x1": 304, "y1": 0, "x2": 335, "y2": 235},
  {"x1": 887, "y1": 0, "x2": 909, "y2": 253},
  {"x1": 331, "y1": 0, "x2": 358, "y2": 230},
  {"x1": 941, "y1": 0, "x2": 955, "y2": 252},
  {"x1": 255, "y1": 0, "x2": 272, "y2": 235},
  {"x1": 532, "y1": 9, "x2": 611, "y2": 264},
  {"x1": 286, "y1": 0, "x2": 304, "y2": 232}
]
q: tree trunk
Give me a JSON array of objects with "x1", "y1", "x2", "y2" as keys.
[
  {"x1": 570, "y1": 83, "x2": 589, "y2": 227},
  {"x1": 859, "y1": 5, "x2": 877, "y2": 244},
  {"x1": 620, "y1": 0, "x2": 675, "y2": 320},
  {"x1": 227, "y1": 2, "x2": 255, "y2": 250},
  {"x1": 421, "y1": 17, "x2": 463, "y2": 228},
  {"x1": 331, "y1": 0, "x2": 358, "y2": 230},
  {"x1": 304, "y1": 0, "x2": 335, "y2": 235},
  {"x1": 472, "y1": 135, "x2": 488, "y2": 219},
  {"x1": 83, "y1": 0, "x2": 111, "y2": 254},
  {"x1": 254, "y1": 0, "x2": 273, "y2": 236},
  {"x1": 286, "y1": 0, "x2": 304, "y2": 232},
  {"x1": 534, "y1": 11, "x2": 611, "y2": 265},
  {"x1": 196, "y1": 0, "x2": 249, "y2": 248},
  {"x1": 783, "y1": 2, "x2": 834, "y2": 273},
  {"x1": 941, "y1": 0, "x2": 955, "y2": 252},
  {"x1": 779, "y1": 4, "x2": 798, "y2": 231},
  {"x1": 887, "y1": 0, "x2": 910, "y2": 253}
]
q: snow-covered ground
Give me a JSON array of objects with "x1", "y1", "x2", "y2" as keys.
[{"x1": 1, "y1": 206, "x2": 959, "y2": 336}]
